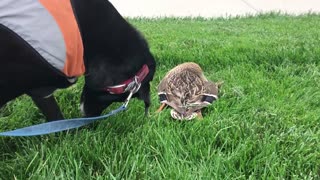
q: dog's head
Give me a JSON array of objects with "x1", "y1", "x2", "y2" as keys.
[
  {"x1": 72, "y1": 0, "x2": 156, "y2": 117},
  {"x1": 80, "y1": 47, "x2": 156, "y2": 117}
]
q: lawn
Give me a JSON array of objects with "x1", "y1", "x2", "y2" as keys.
[{"x1": 1, "y1": 14, "x2": 320, "y2": 179}]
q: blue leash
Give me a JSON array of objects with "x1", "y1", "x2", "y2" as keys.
[
  {"x1": 0, "y1": 105, "x2": 126, "y2": 137},
  {"x1": 0, "y1": 70, "x2": 144, "y2": 137},
  {"x1": 0, "y1": 87, "x2": 137, "y2": 137}
]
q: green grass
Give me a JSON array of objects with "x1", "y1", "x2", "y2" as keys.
[{"x1": 1, "y1": 14, "x2": 320, "y2": 179}]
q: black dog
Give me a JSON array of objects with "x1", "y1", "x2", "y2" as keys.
[{"x1": 0, "y1": 0, "x2": 156, "y2": 121}]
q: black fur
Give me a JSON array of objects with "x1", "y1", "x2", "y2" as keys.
[{"x1": 0, "y1": 0, "x2": 156, "y2": 120}]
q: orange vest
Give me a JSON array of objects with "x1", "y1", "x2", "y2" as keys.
[{"x1": 0, "y1": 0, "x2": 85, "y2": 77}]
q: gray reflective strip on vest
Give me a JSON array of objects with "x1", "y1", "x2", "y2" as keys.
[{"x1": 0, "y1": 0, "x2": 66, "y2": 72}]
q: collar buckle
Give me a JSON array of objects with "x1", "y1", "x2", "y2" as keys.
[
  {"x1": 105, "y1": 64, "x2": 149, "y2": 94},
  {"x1": 123, "y1": 77, "x2": 141, "y2": 108},
  {"x1": 125, "y1": 76, "x2": 141, "y2": 93}
]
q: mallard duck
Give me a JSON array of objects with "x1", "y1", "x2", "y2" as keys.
[{"x1": 157, "y1": 62, "x2": 220, "y2": 120}]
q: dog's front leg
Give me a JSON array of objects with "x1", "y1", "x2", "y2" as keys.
[
  {"x1": 28, "y1": 88, "x2": 63, "y2": 121},
  {"x1": 137, "y1": 82, "x2": 151, "y2": 116},
  {"x1": 31, "y1": 95, "x2": 64, "y2": 121}
]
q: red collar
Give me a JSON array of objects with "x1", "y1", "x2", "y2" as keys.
[{"x1": 104, "y1": 64, "x2": 149, "y2": 94}]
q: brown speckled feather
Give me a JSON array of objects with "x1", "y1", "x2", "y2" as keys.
[{"x1": 157, "y1": 62, "x2": 219, "y2": 120}]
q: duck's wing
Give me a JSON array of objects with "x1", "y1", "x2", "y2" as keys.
[
  {"x1": 157, "y1": 76, "x2": 169, "y2": 100},
  {"x1": 202, "y1": 81, "x2": 219, "y2": 104},
  {"x1": 157, "y1": 77, "x2": 168, "y2": 93}
]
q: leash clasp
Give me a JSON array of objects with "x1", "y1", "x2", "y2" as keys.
[
  {"x1": 123, "y1": 91, "x2": 133, "y2": 108},
  {"x1": 123, "y1": 76, "x2": 142, "y2": 108},
  {"x1": 125, "y1": 76, "x2": 141, "y2": 93}
]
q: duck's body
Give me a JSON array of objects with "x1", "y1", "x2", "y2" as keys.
[{"x1": 157, "y1": 62, "x2": 219, "y2": 120}]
